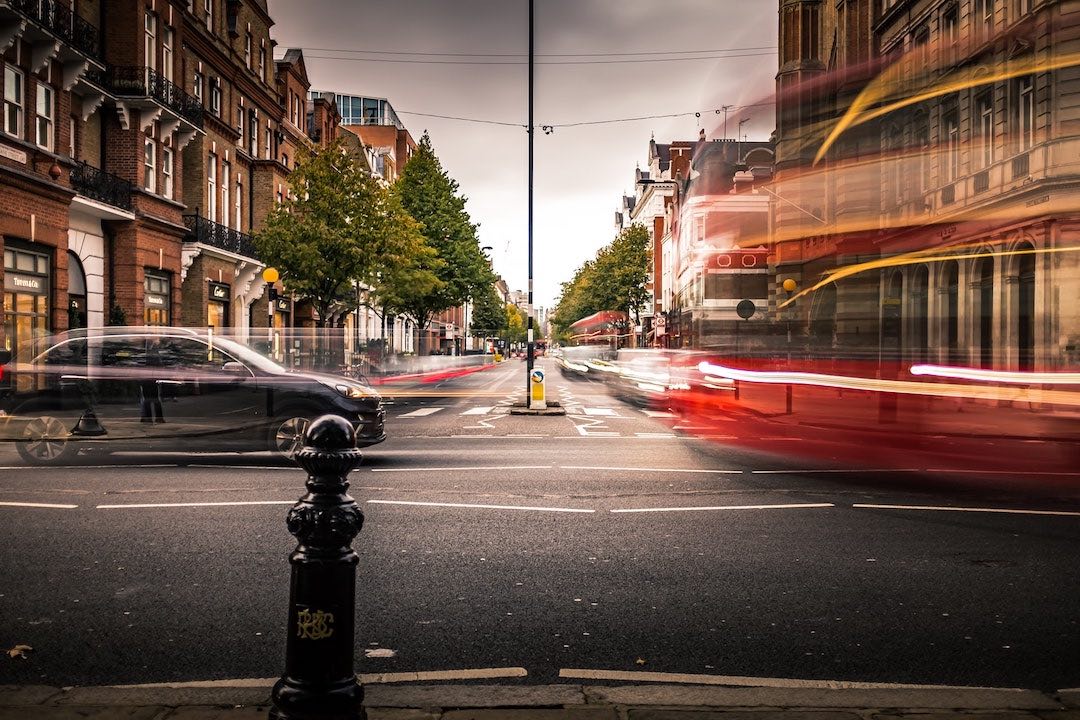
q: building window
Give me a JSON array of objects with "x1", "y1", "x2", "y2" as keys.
[
  {"x1": 4, "y1": 66, "x2": 23, "y2": 138},
  {"x1": 207, "y1": 152, "x2": 217, "y2": 220},
  {"x1": 193, "y1": 71, "x2": 203, "y2": 106},
  {"x1": 245, "y1": 33, "x2": 252, "y2": 69},
  {"x1": 1014, "y1": 0, "x2": 1032, "y2": 20},
  {"x1": 941, "y1": 5, "x2": 959, "y2": 65},
  {"x1": 210, "y1": 77, "x2": 221, "y2": 115},
  {"x1": 944, "y1": 106, "x2": 959, "y2": 181},
  {"x1": 35, "y1": 81, "x2": 54, "y2": 150},
  {"x1": 1015, "y1": 75, "x2": 1035, "y2": 151},
  {"x1": 282, "y1": 153, "x2": 288, "y2": 169},
  {"x1": 236, "y1": 104, "x2": 243, "y2": 145},
  {"x1": 975, "y1": 91, "x2": 994, "y2": 169},
  {"x1": 235, "y1": 177, "x2": 242, "y2": 229},
  {"x1": 248, "y1": 109, "x2": 257, "y2": 156},
  {"x1": 143, "y1": 135, "x2": 156, "y2": 192},
  {"x1": 163, "y1": 145, "x2": 173, "y2": 198},
  {"x1": 162, "y1": 26, "x2": 174, "y2": 83},
  {"x1": 69, "y1": 115, "x2": 75, "y2": 156},
  {"x1": 204, "y1": 0, "x2": 212, "y2": 31},
  {"x1": 974, "y1": 0, "x2": 994, "y2": 44},
  {"x1": 144, "y1": 270, "x2": 171, "y2": 326},
  {"x1": 144, "y1": 12, "x2": 156, "y2": 71},
  {"x1": 276, "y1": 184, "x2": 283, "y2": 204},
  {"x1": 259, "y1": 41, "x2": 266, "y2": 82},
  {"x1": 222, "y1": 161, "x2": 230, "y2": 229},
  {"x1": 291, "y1": 92, "x2": 300, "y2": 125},
  {"x1": 265, "y1": 127, "x2": 272, "y2": 159}
]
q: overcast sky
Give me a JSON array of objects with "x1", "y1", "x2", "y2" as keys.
[{"x1": 266, "y1": 0, "x2": 779, "y2": 308}]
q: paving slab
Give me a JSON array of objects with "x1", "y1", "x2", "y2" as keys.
[
  {"x1": 1058, "y1": 692, "x2": 1080, "y2": 709},
  {"x1": 0, "y1": 684, "x2": 64, "y2": 705},
  {"x1": 583, "y1": 686, "x2": 1061, "y2": 711},
  {"x1": 442, "y1": 709, "x2": 617, "y2": 720},
  {"x1": 364, "y1": 684, "x2": 586, "y2": 709},
  {"x1": 0, "y1": 708, "x2": 165, "y2": 719},
  {"x1": 160, "y1": 708, "x2": 269, "y2": 719},
  {"x1": 53, "y1": 687, "x2": 272, "y2": 707}
]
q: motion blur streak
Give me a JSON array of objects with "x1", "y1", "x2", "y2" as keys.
[
  {"x1": 910, "y1": 365, "x2": 1080, "y2": 385},
  {"x1": 695, "y1": 361, "x2": 1080, "y2": 407}
]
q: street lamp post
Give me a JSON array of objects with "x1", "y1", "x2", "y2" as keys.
[
  {"x1": 782, "y1": 278, "x2": 797, "y2": 414},
  {"x1": 264, "y1": 267, "x2": 280, "y2": 360},
  {"x1": 525, "y1": 0, "x2": 535, "y2": 406}
]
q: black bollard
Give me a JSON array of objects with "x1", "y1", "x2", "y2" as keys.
[{"x1": 270, "y1": 415, "x2": 365, "y2": 720}]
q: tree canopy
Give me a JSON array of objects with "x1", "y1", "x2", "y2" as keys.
[
  {"x1": 469, "y1": 283, "x2": 505, "y2": 338},
  {"x1": 550, "y1": 224, "x2": 652, "y2": 337},
  {"x1": 254, "y1": 138, "x2": 434, "y2": 327},
  {"x1": 395, "y1": 133, "x2": 493, "y2": 347}
]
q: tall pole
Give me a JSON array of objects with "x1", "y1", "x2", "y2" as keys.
[{"x1": 526, "y1": 0, "x2": 535, "y2": 407}]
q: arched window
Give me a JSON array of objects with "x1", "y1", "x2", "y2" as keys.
[{"x1": 67, "y1": 250, "x2": 87, "y2": 330}]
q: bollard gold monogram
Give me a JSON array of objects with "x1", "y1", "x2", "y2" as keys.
[{"x1": 296, "y1": 608, "x2": 335, "y2": 640}]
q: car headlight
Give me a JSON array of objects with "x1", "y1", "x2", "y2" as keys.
[{"x1": 316, "y1": 378, "x2": 370, "y2": 399}]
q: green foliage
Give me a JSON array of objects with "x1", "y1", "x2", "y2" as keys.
[
  {"x1": 254, "y1": 138, "x2": 433, "y2": 327},
  {"x1": 551, "y1": 224, "x2": 652, "y2": 335},
  {"x1": 395, "y1": 133, "x2": 494, "y2": 342},
  {"x1": 107, "y1": 304, "x2": 127, "y2": 327},
  {"x1": 469, "y1": 283, "x2": 505, "y2": 338},
  {"x1": 506, "y1": 303, "x2": 527, "y2": 344}
]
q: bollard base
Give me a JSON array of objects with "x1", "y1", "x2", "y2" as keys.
[
  {"x1": 270, "y1": 676, "x2": 364, "y2": 720},
  {"x1": 509, "y1": 400, "x2": 565, "y2": 416}
]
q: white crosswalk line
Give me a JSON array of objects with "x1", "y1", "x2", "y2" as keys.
[
  {"x1": 583, "y1": 407, "x2": 617, "y2": 416},
  {"x1": 461, "y1": 406, "x2": 494, "y2": 415},
  {"x1": 400, "y1": 407, "x2": 443, "y2": 418},
  {"x1": 642, "y1": 409, "x2": 676, "y2": 418}
]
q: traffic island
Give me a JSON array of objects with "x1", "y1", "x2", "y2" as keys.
[{"x1": 510, "y1": 400, "x2": 566, "y2": 416}]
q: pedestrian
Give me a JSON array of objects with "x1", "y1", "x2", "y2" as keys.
[{"x1": 139, "y1": 336, "x2": 165, "y2": 423}]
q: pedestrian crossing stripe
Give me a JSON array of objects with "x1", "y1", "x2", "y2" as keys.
[
  {"x1": 400, "y1": 407, "x2": 443, "y2": 417},
  {"x1": 461, "y1": 406, "x2": 494, "y2": 415},
  {"x1": 582, "y1": 408, "x2": 617, "y2": 416}
]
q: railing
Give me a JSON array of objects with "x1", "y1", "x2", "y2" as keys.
[
  {"x1": 109, "y1": 66, "x2": 204, "y2": 129},
  {"x1": 8, "y1": 0, "x2": 102, "y2": 60},
  {"x1": 1012, "y1": 152, "x2": 1030, "y2": 179},
  {"x1": 973, "y1": 170, "x2": 990, "y2": 194},
  {"x1": 941, "y1": 183, "x2": 955, "y2": 205},
  {"x1": 70, "y1": 161, "x2": 133, "y2": 211},
  {"x1": 183, "y1": 214, "x2": 258, "y2": 259}
]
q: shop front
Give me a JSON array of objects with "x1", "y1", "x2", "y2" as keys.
[
  {"x1": 144, "y1": 271, "x2": 172, "y2": 326},
  {"x1": 208, "y1": 281, "x2": 230, "y2": 329},
  {"x1": 3, "y1": 242, "x2": 52, "y2": 360}
]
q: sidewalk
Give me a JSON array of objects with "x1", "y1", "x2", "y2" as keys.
[{"x1": 2, "y1": 681, "x2": 1079, "y2": 719}]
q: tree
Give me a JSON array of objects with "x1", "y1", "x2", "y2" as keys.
[
  {"x1": 469, "y1": 283, "x2": 505, "y2": 339},
  {"x1": 395, "y1": 132, "x2": 493, "y2": 352},
  {"x1": 255, "y1": 138, "x2": 421, "y2": 328},
  {"x1": 506, "y1": 303, "x2": 527, "y2": 345},
  {"x1": 550, "y1": 224, "x2": 652, "y2": 340}
]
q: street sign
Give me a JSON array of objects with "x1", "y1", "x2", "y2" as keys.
[
  {"x1": 531, "y1": 369, "x2": 544, "y2": 384},
  {"x1": 530, "y1": 368, "x2": 546, "y2": 409}
]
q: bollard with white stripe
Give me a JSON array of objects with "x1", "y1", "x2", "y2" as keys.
[{"x1": 270, "y1": 415, "x2": 365, "y2": 720}]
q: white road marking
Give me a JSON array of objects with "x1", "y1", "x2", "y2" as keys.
[
  {"x1": 0, "y1": 501, "x2": 79, "y2": 509},
  {"x1": 461, "y1": 406, "x2": 494, "y2": 415},
  {"x1": 368, "y1": 500, "x2": 594, "y2": 513},
  {"x1": 611, "y1": 502, "x2": 835, "y2": 514},
  {"x1": 854, "y1": 503, "x2": 1080, "y2": 517},
  {"x1": 556, "y1": 668, "x2": 1004, "y2": 690},
  {"x1": 561, "y1": 466, "x2": 740, "y2": 475},
  {"x1": 583, "y1": 407, "x2": 617, "y2": 416},
  {"x1": 751, "y1": 469, "x2": 920, "y2": 474},
  {"x1": 400, "y1": 407, "x2": 444, "y2": 418},
  {"x1": 635, "y1": 432, "x2": 676, "y2": 438},
  {"x1": 97, "y1": 500, "x2": 294, "y2": 509},
  {"x1": 642, "y1": 409, "x2": 676, "y2": 418},
  {"x1": 369, "y1": 465, "x2": 553, "y2": 473}
]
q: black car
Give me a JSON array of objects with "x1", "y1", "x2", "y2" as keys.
[{"x1": 0, "y1": 327, "x2": 385, "y2": 464}]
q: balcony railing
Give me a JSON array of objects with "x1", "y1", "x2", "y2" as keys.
[
  {"x1": 110, "y1": 66, "x2": 204, "y2": 129},
  {"x1": 8, "y1": 0, "x2": 102, "y2": 60},
  {"x1": 1012, "y1": 152, "x2": 1030, "y2": 179},
  {"x1": 183, "y1": 215, "x2": 258, "y2": 259},
  {"x1": 973, "y1": 170, "x2": 990, "y2": 194},
  {"x1": 70, "y1": 161, "x2": 133, "y2": 211}
]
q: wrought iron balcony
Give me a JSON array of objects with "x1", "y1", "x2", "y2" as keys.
[
  {"x1": 183, "y1": 215, "x2": 259, "y2": 259},
  {"x1": 70, "y1": 161, "x2": 133, "y2": 211},
  {"x1": 6, "y1": 0, "x2": 102, "y2": 60},
  {"x1": 110, "y1": 66, "x2": 204, "y2": 129}
]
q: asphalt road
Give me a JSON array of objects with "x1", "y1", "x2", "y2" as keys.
[{"x1": 1, "y1": 359, "x2": 1078, "y2": 690}]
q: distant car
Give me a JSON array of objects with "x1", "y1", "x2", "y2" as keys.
[{"x1": 0, "y1": 327, "x2": 385, "y2": 464}]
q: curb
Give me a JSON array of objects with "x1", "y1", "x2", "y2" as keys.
[{"x1": 0, "y1": 682, "x2": 1072, "y2": 713}]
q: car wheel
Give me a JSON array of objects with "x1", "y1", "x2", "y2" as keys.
[
  {"x1": 269, "y1": 413, "x2": 314, "y2": 459},
  {"x1": 16, "y1": 416, "x2": 77, "y2": 465}
]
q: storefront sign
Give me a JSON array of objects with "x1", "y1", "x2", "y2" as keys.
[
  {"x1": 0, "y1": 144, "x2": 28, "y2": 164},
  {"x1": 6, "y1": 273, "x2": 45, "y2": 294},
  {"x1": 146, "y1": 294, "x2": 166, "y2": 306},
  {"x1": 210, "y1": 282, "x2": 230, "y2": 301},
  {"x1": 275, "y1": 298, "x2": 290, "y2": 313}
]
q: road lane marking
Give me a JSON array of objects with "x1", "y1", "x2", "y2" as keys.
[
  {"x1": 110, "y1": 667, "x2": 528, "y2": 689},
  {"x1": 611, "y1": 502, "x2": 835, "y2": 514},
  {"x1": 370, "y1": 465, "x2": 553, "y2": 473},
  {"x1": 461, "y1": 406, "x2": 494, "y2": 415},
  {"x1": 642, "y1": 409, "x2": 676, "y2": 417},
  {"x1": 557, "y1": 668, "x2": 1005, "y2": 690},
  {"x1": 751, "y1": 469, "x2": 921, "y2": 474},
  {"x1": 635, "y1": 432, "x2": 676, "y2": 438},
  {"x1": 561, "y1": 466, "x2": 741, "y2": 474},
  {"x1": 97, "y1": 500, "x2": 294, "y2": 509},
  {"x1": 0, "y1": 501, "x2": 79, "y2": 509},
  {"x1": 367, "y1": 500, "x2": 594, "y2": 513},
  {"x1": 854, "y1": 503, "x2": 1080, "y2": 517},
  {"x1": 583, "y1": 408, "x2": 617, "y2": 416},
  {"x1": 400, "y1": 407, "x2": 444, "y2": 418}
]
